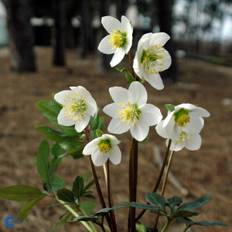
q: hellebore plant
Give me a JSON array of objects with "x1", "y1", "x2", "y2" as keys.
[{"x1": 0, "y1": 15, "x2": 226, "y2": 232}]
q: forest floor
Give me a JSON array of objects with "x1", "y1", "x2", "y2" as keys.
[{"x1": 0, "y1": 48, "x2": 231, "y2": 232}]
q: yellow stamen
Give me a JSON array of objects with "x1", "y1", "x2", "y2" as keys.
[
  {"x1": 119, "y1": 103, "x2": 141, "y2": 125},
  {"x1": 109, "y1": 30, "x2": 127, "y2": 48},
  {"x1": 174, "y1": 109, "x2": 190, "y2": 127},
  {"x1": 98, "y1": 139, "x2": 112, "y2": 153}
]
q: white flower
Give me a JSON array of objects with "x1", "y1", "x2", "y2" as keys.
[
  {"x1": 83, "y1": 134, "x2": 121, "y2": 166},
  {"x1": 103, "y1": 81, "x2": 162, "y2": 141},
  {"x1": 54, "y1": 86, "x2": 97, "y2": 133},
  {"x1": 98, "y1": 15, "x2": 133, "y2": 67},
  {"x1": 156, "y1": 103, "x2": 210, "y2": 151},
  {"x1": 133, "y1": 32, "x2": 171, "y2": 90}
]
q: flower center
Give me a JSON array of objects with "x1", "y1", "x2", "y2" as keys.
[
  {"x1": 109, "y1": 31, "x2": 127, "y2": 48},
  {"x1": 64, "y1": 98, "x2": 87, "y2": 121},
  {"x1": 174, "y1": 109, "x2": 190, "y2": 127},
  {"x1": 176, "y1": 131, "x2": 189, "y2": 144},
  {"x1": 119, "y1": 103, "x2": 141, "y2": 125},
  {"x1": 140, "y1": 47, "x2": 164, "y2": 74},
  {"x1": 98, "y1": 139, "x2": 112, "y2": 153}
]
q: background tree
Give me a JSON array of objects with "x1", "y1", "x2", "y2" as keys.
[
  {"x1": 155, "y1": 0, "x2": 178, "y2": 82},
  {"x1": 3, "y1": 0, "x2": 36, "y2": 72}
]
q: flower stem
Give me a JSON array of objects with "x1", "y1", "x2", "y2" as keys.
[
  {"x1": 160, "y1": 220, "x2": 171, "y2": 232},
  {"x1": 128, "y1": 138, "x2": 138, "y2": 232},
  {"x1": 103, "y1": 161, "x2": 118, "y2": 232},
  {"x1": 89, "y1": 157, "x2": 114, "y2": 232},
  {"x1": 154, "y1": 150, "x2": 175, "y2": 229},
  {"x1": 135, "y1": 140, "x2": 171, "y2": 222},
  {"x1": 55, "y1": 194, "x2": 94, "y2": 232}
]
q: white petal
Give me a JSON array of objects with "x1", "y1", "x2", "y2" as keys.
[
  {"x1": 101, "y1": 16, "x2": 122, "y2": 33},
  {"x1": 156, "y1": 121, "x2": 168, "y2": 138},
  {"x1": 102, "y1": 134, "x2": 120, "y2": 145},
  {"x1": 98, "y1": 35, "x2": 116, "y2": 54},
  {"x1": 74, "y1": 117, "x2": 90, "y2": 132},
  {"x1": 57, "y1": 109, "x2": 75, "y2": 126},
  {"x1": 108, "y1": 118, "x2": 130, "y2": 134},
  {"x1": 170, "y1": 142, "x2": 185, "y2": 152},
  {"x1": 137, "y1": 33, "x2": 153, "y2": 48},
  {"x1": 121, "y1": 15, "x2": 133, "y2": 35},
  {"x1": 54, "y1": 90, "x2": 71, "y2": 105},
  {"x1": 110, "y1": 48, "x2": 125, "y2": 67},
  {"x1": 75, "y1": 86, "x2": 97, "y2": 116},
  {"x1": 128, "y1": 81, "x2": 147, "y2": 105},
  {"x1": 130, "y1": 122, "x2": 149, "y2": 141},
  {"x1": 83, "y1": 139, "x2": 99, "y2": 155},
  {"x1": 185, "y1": 116, "x2": 204, "y2": 134},
  {"x1": 140, "y1": 104, "x2": 162, "y2": 126},
  {"x1": 103, "y1": 103, "x2": 119, "y2": 118},
  {"x1": 92, "y1": 151, "x2": 109, "y2": 166},
  {"x1": 159, "y1": 49, "x2": 172, "y2": 72},
  {"x1": 109, "y1": 146, "x2": 122, "y2": 165},
  {"x1": 109, "y1": 86, "x2": 128, "y2": 103},
  {"x1": 144, "y1": 73, "x2": 164, "y2": 90},
  {"x1": 176, "y1": 103, "x2": 209, "y2": 118},
  {"x1": 185, "y1": 134, "x2": 202, "y2": 151},
  {"x1": 149, "y1": 32, "x2": 170, "y2": 47}
]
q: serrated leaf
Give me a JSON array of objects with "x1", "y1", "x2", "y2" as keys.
[
  {"x1": 174, "y1": 210, "x2": 198, "y2": 218},
  {"x1": 179, "y1": 195, "x2": 211, "y2": 211},
  {"x1": 145, "y1": 193, "x2": 166, "y2": 209},
  {"x1": 18, "y1": 194, "x2": 45, "y2": 220},
  {"x1": 177, "y1": 217, "x2": 226, "y2": 227},
  {"x1": 80, "y1": 201, "x2": 96, "y2": 215},
  {"x1": 50, "y1": 176, "x2": 65, "y2": 192},
  {"x1": 167, "y1": 196, "x2": 183, "y2": 208},
  {"x1": 0, "y1": 186, "x2": 44, "y2": 202},
  {"x1": 57, "y1": 189, "x2": 75, "y2": 203},
  {"x1": 51, "y1": 143, "x2": 65, "y2": 158},
  {"x1": 36, "y1": 140, "x2": 50, "y2": 183},
  {"x1": 72, "y1": 176, "x2": 84, "y2": 199},
  {"x1": 37, "y1": 126, "x2": 64, "y2": 142},
  {"x1": 37, "y1": 100, "x2": 61, "y2": 123},
  {"x1": 165, "y1": 104, "x2": 175, "y2": 112}
]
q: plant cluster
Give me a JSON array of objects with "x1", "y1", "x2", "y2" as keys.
[{"x1": 0, "y1": 16, "x2": 226, "y2": 232}]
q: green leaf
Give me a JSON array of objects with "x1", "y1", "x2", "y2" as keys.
[
  {"x1": 57, "y1": 189, "x2": 75, "y2": 203},
  {"x1": 167, "y1": 196, "x2": 183, "y2": 208},
  {"x1": 0, "y1": 186, "x2": 44, "y2": 202},
  {"x1": 37, "y1": 126, "x2": 64, "y2": 142},
  {"x1": 18, "y1": 194, "x2": 45, "y2": 220},
  {"x1": 50, "y1": 176, "x2": 65, "y2": 192},
  {"x1": 177, "y1": 217, "x2": 227, "y2": 227},
  {"x1": 80, "y1": 201, "x2": 96, "y2": 215},
  {"x1": 49, "y1": 157, "x2": 61, "y2": 176},
  {"x1": 165, "y1": 104, "x2": 175, "y2": 112},
  {"x1": 72, "y1": 176, "x2": 84, "y2": 199},
  {"x1": 36, "y1": 140, "x2": 50, "y2": 183},
  {"x1": 174, "y1": 210, "x2": 198, "y2": 218},
  {"x1": 96, "y1": 203, "x2": 130, "y2": 215},
  {"x1": 179, "y1": 195, "x2": 211, "y2": 211},
  {"x1": 75, "y1": 215, "x2": 98, "y2": 223},
  {"x1": 115, "y1": 66, "x2": 136, "y2": 83},
  {"x1": 145, "y1": 193, "x2": 166, "y2": 209},
  {"x1": 59, "y1": 126, "x2": 79, "y2": 137},
  {"x1": 129, "y1": 202, "x2": 159, "y2": 211},
  {"x1": 51, "y1": 143, "x2": 66, "y2": 158},
  {"x1": 136, "y1": 223, "x2": 147, "y2": 232},
  {"x1": 37, "y1": 100, "x2": 61, "y2": 123}
]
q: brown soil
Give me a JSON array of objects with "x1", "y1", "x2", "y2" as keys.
[{"x1": 0, "y1": 48, "x2": 231, "y2": 232}]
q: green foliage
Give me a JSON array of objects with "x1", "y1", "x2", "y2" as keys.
[
  {"x1": 0, "y1": 185, "x2": 46, "y2": 221},
  {"x1": 36, "y1": 140, "x2": 64, "y2": 192},
  {"x1": 165, "y1": 104, "x2": 175, "y2": 112},
  {"x1": 115, "y1": 66, "x2": 136, "y2": 84},
  {"x1": 90, "y1": 114, "x2": 104, "y2": 138},
  {"x1": 37, "y1": 100, "x2": 61, "y2": 123}
]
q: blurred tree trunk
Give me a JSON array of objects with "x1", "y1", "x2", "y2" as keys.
[
  {"x1": 98, "y1": 0, "x2": 111, "y2": 71},
  {"x1": 3, "y1": 0, "x2": 36, "y2": 72},
  {"x1": 155, "y1": 0, "x2": 178, "y2": 82},
  {"x1": 52, "y1": 0, "x2": 66, "y2": 66},
  {"x1": 80, "y1": 0, "x2": 94, "y2": 58},
  {"x1": 116, "y1": 0, "x2": 129, "y2": 18}
]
